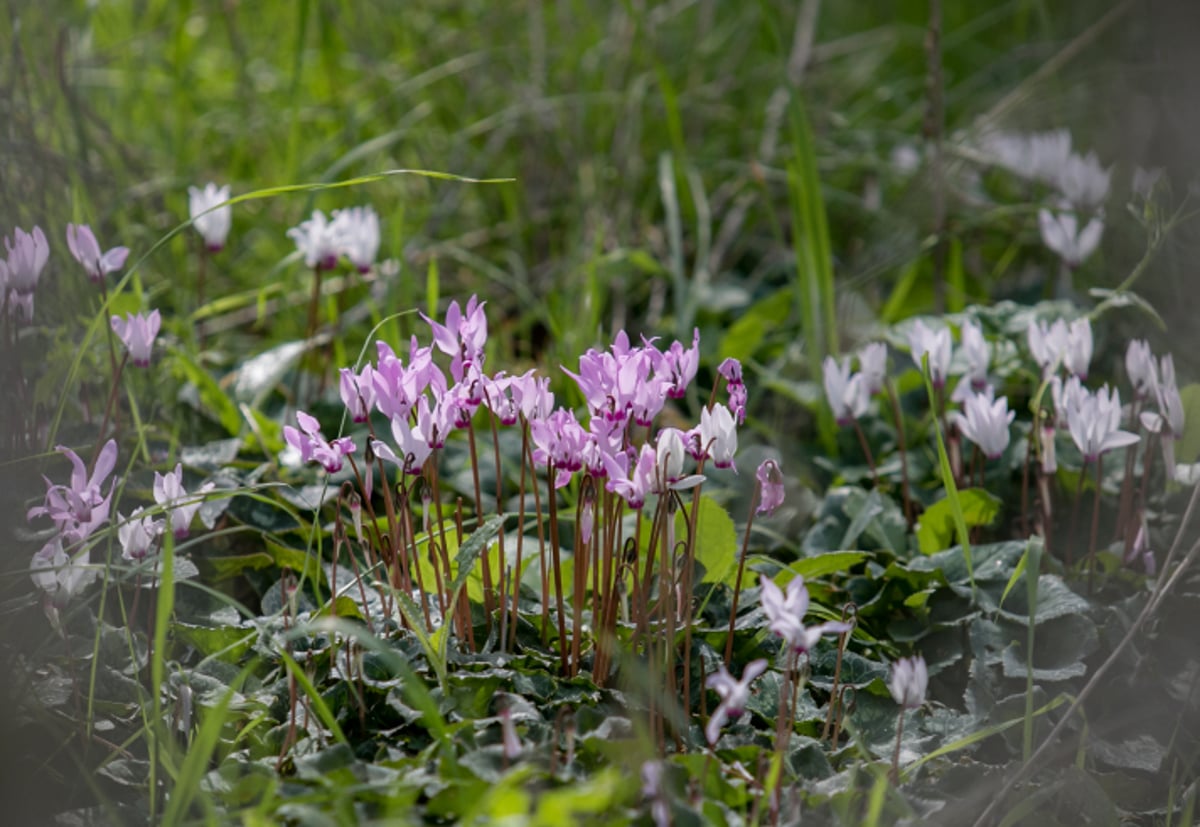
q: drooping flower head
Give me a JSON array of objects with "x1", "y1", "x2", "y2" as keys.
[
  {"x1": 284, "y1": 411, "x2": 356, "y2": 473},
  {"x1": 66, "y1": 224, "x2": 129, "y2": 284},
  {"x1": 704, "y1": 659, "x2": 768, "y2": 745},
  {"x1": 755, "y1": 459, "x2": 785, "y2": 515},
  {"x1": 188, "y1": 183, "x2": 233, "y2": 251},
  {"x1": 111, "y1": 310, "x2": 162, "y2": 367},
  {"x1": 760, "y1": 574, "x2": 851, "y2": 655}
]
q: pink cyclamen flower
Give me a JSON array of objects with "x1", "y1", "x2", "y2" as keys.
[
  {"x1": 339, "y1": 365, "x2": 377, "y2": 423},
  {"x1": 66, "y1": 224, "x2": 129, "y2": 284},
  {"x1": 4, "y1": 225, "x2": 49, "y2": 294},
  {"x1": 153, "y1": 463, "x2": 215, "y2": 539},
  {"x1": 331, "y1": 206, "x2": 380, "y2": 273},
  {"x1": 705, "y1": 659, "x2": 768, "y2": 745},
  {"x1": 188, "y1": 183, "x2": 233, "y2": 251},
  {"x1": 117, "y1": 508, "x2": 164, "y2": 562},
  {"x1": 284, "y1": 411, "x2": 356, "y2": 473},
  {"x1": 370, "y1": 415, "x2": 433, "y2": 476},
  {"x1": 111, "y1": 310, "x2": 162, "y2": 367},
  {"x1": 287, "y1": 210, "x2": 341, "y2": 271},
  {"x1": 499, "y1": 705, "x2": 522, "y2": 761},
  {"x1": 656, "y1": 328, "x2": 701, "y2": 399},
  {"x1": 755, "y1": 459, "x2": 784, "y2": 515},
  {"x1": 889, "y1": 655, "x2": 928, "y2": 709},
  {"x1": 760, "y1": 574, "x2": 851, "y2": 655},
  {"x1": 423, "y1": 295, "x2": 488, "y2": 383},
  {"x1": 27, "y1": 439, "x2": 119, "y2": 546}
]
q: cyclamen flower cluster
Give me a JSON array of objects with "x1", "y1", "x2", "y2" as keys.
[
  {"x1": 289, "y1": 297, "x2": 745, "y2": 515},
  {"x1": 825, "y1": 318, "x2": 1018, "y2": 463},
  {"x1": 1127, "y1": 340, "x2": 1185, "y2": 474},
  {"x1": 288, "y1": 207, "x2": 381, "y2": 273},
  {"x1": 26, "y1": 444, "x2": 212, "y2": 618},
  {"x1": 982, "y1": 129, "x2": 1110, "y2": 208},
  {"x1": 980, "y1": 130, "x2": 1109, "y2": 268},
  {"x1": 26, "y1": 440, "x2": 118, "y2": 623}
]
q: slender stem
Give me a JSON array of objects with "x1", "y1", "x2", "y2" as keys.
[
  {"x1": 546, "y1": 461, "x2": 568, "y2": 674},
  {"x1": 852, "y1": 419, "x2": 879, "y2": 487},
  {"x1": 972, "y1": 481, "x2": 1200, "y2": 827},
  {"x1": 725, "y1": 480, "x2": 760, "y2": 667},
  {"x1": 1068, "y1": 460, "x2": 1087, "y2": 568},
  {"x1": 1087, "y1": 454, "x2": 1103, "y2": 596},
  {"x1": 891, "y1": 710, "x2": 906, "y2": 783},
  {"x1": 886, "y1": 379, "x2": 915, "y2": 528},
  {"x1": 95, "y1": 352, "x2": 129, "y2": 455},
  {"x1": 465, "y1": 417, "x2": 494, "y2": 621}
]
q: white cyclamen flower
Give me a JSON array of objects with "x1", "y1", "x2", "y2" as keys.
[
  {"x1": 889, "y1": 655, "x2": 928, "y2": 710},
  {"x1": 1063, "y1": 318, "x2": 1093, "y2": 380},
  {"x1": 287, "y1": 210, "x2": 341, "y2": 270},
  {"x1": 698, "y1": 403, "x2": 738, "y2": 470},
  {"x1": 1055, "y1": 151, "x2": 1111, "y2": 211},
  {"x1": 1028, "y1": 318, "x2": 1069, "y2": 377},
  {"x1": 1038, "y1": 208, "x2": 1103, "y2": 269},
  {"x1": 857, "y1": 342, "x2": 889, "y2": 395},
  {"x1": 332, "y1": 205, "x2": 380, "y2": 273},
  {"x1": 188, "y1": 183, "x2": 233, "y2": 251},
  {"x1": 1125, "y1": 340, "x2": 1158, "y2": 399},
  {"x1": 908, "y1": 320, "x2": 952, "y2": 388},
  {"x1": 822, "y1": 356, "x2": 870, "y2": 425},
  {"x1": 1067, "y1": 384, "x2": 1139, "y2": 462},
  {"x1": 959, "y1": 320, "x2": 989, "y2": 389},
  {"x1": 952, "y1": 391, "x2": 1015, "y2": 460}
]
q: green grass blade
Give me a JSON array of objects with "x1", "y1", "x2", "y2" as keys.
[{"x1": 920, "y1": 353, "x2": 975, "y2": 592}]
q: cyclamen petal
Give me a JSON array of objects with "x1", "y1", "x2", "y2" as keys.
[
  {"x1": 111, "y1": 310, "x2": 162, "y2": 367},
  {"x1": 189, "y1": 182, "x2": 233, "y2": 251}
]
